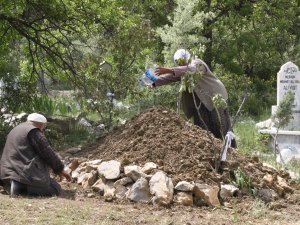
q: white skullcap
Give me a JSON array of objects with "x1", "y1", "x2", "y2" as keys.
[
  {"x1": 27, "y1": 113, "x2": 47, "y2": 123},
  {"x1": 173, "y1": 49, "x2": 191, "y2": 62}
]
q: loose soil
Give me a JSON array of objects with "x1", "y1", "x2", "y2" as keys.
[
  {"x1": 1, "y1": 106, "x2": 300, "y2": 224},
  {"x1": 76, "y1": 106, "x2": 293, "y2": 193}
]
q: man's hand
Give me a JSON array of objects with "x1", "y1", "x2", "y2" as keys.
[
  {"x1": 58, "y1": 170, "x2": 72, "y2": 182},
  {"x1": 155, "y1": 67, "x2": 174, "y2": 76}
]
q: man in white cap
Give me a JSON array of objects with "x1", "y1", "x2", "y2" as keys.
[
  {"x1": 153, "y1": 49, "x2": 236, "y2": 147},
  {"x1": 0, "y1": 113, "x2": 71, "y2": 196}
]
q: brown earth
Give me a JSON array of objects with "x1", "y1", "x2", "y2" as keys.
[
  {"x1": 0, "y1": 187, "x2": 300, "y2": 225},
  {"x1": 76, "y1": 106, "x2": 293, "y2": 196},
  {"x1": 1, "y1": 106, "x2": 300, "y2": 224}
]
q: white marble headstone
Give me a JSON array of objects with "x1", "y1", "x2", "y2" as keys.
[{"x1": 275, "y1": 61, "x2": 300, "y2": 130}]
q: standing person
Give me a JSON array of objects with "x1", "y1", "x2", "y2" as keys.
[
  {"x1": 153, "y1": 49, "x2": 236, "y2": 147},
  {"x1": 0, "y1": 113, "x2": 71, "y2": 196}
]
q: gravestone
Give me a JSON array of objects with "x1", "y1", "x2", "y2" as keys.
[
  {"x1": 272, "y1": 61, "x2": 300, "y2": 130},
  {"x1": 258, "y1": 62, "x2": 300, "y2": 163}
]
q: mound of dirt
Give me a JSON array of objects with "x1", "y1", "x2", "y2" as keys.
[{"x1": 79, "y1": 106, "x2": 292, "y2": 193}]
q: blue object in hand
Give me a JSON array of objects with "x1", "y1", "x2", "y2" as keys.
[{"x1": 145, "y1": 69, "x2": 158, "y2": 82}]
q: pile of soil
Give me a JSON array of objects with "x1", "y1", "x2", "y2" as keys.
[{"x1": 79, "y1": 106, "x2": 291, "y2": 190}]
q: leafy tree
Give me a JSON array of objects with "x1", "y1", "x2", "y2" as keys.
[
  {"x1": 156, "y1": 0, "x2": 210, "y2": 63},
  {"x1": 156, "y1": 0, "x2": 299, "y2": 116}
]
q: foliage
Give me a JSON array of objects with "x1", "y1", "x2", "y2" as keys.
[
  {"x1": 0, "y1": 72, "x2": 35, "y2": 113},
  {"x1": 271, "y1": 91, "x2": 295, "y2": 129},
  {"x1": 213, "y1": 0, "x2": 299, "y2": 78},
  {"x1": 234, "y1": 118, "x2": 271, "y2": 154},
  {"x1": 286, "y1": 159, "x2": 300, "y2": 183},
  {"x1": 156, "y1": 0, "x2": 208, "y2": 63},
  {"x1": 234, "y1": 117, "x2": 300, "y2": 182},
  {"x1": 0, "y1": 115, "x2": 14, "y2": 150},
  {"x1": 233, "y1": 167, "x2": 252, "y2": 190},
  {"x1": 30, "y1": 95, "x2": 58, "y2": 116},
  {"x1": 212, "y1": 93, "x2": 227, "y2": 109},
  {"x1": 0, "y1": 0, "x2": 100, "y2": 82},
  {"x1": 271, "y1": 91, "x2": 294, "y2": 163},
  {"x1": 45, "y1": 121, "x2": 93, "y2": 150},
  {"x1": 219, "y1": 70, "x2": 275, "y2": 117},
  {"x1": 25, "y1": 94, "x2": 80, "y2": 117},
  {"x1": 130, "y1": 84, "x2": 179, "y2": 113},
  {"x1": 0, "y1": 0, "x2": 299, "y2": 123}
]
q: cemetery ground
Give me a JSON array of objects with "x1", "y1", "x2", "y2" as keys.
[
  {"x1": 0, "y1": 185, "x2": 300, "y2": 225},
  {"x1": 1, "y1": 107, "x2": 300, "y2": 225}
]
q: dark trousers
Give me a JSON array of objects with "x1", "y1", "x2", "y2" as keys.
[
  {"x1": 182, "y1": 91, "x2": 236, "y2": 148},
  {"x1": 3, "y1": 178, "x2": 61, "y2": 196}
]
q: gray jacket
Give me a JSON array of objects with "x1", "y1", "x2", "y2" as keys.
[{"x1": 0, "y1": 122, "x2": 50, "y2": 187}]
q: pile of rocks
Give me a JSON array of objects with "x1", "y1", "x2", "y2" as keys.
[
  {"x1": 67, "y1": 106, "x2": 294, "y2": 206},
  {"x1": 66, "y1": 158, "x2": 292, "y2": 206}
]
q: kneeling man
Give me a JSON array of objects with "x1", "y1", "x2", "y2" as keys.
[{"x1": 0, "y1": 113, "x2": 71, "y2": 196}]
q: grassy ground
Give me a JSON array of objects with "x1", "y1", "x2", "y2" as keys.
[
  {"x1": 1, "y1": 188, "x2": 300, "y2": 225},
  {"x1": 234, "y1": 118, "x2": 300, "y2": 177}
]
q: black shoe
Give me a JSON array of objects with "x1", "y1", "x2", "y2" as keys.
[{"x1": 10, "y1": 180, "x2": 27, "y2": 196}]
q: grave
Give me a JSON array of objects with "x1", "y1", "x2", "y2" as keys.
[{"x1": 258, "y1": 62, "x2": 300, "y2": 162}]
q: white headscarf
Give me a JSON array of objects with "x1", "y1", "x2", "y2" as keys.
[
  {"x1": 27, "y1": 113, "x2": 47, "y2": 123},
  {"x1": 173, "y1": 49, "x2": 191, "y2": 63}
]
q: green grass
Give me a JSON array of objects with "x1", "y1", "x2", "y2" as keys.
[
  {"x1": 64, "y1": 124, "x2": 94, "y2": 146},
  {"x1": 234, "y1": 118, "x2": 270, "y2": 154},
  {"x1": 234, "y1": 117, "x2": 300, "y2": 182}
]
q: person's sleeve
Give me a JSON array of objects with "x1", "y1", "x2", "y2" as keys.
[
  {"x1": 153, "y1": 73, "x2": 181, "y2": 87},
  {"x1": 172, "y1": 62, "x2": 198, "y2": 78},
  {"x1": 153, "y1": 60, "x2": 200, "y2": 87},
  {"x1": 28, "y1": 129, "x2": 64, "y2": 174}
]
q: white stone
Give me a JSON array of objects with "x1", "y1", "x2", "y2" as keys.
[
  {"x1": 288, "y1": 170, "x2": 300, "y2": 180},
  {"x1": 16, "y1": 112, "x2": 27, "y2": 120},
  {"x1": 65, "y1": 146, "x2": 82, "y2": 154},
  {"x1": 114, "y1": 177, "x2": 133, "y2": 186},
  {"x1": 175, "y1": 181, "x2": 195, "y2": 192},
  {"x1": 77, "y1": 173, "x2": 88, "y2": 184},
  {"x1": 82, "y1": 171, "x2": 98, "y2": 189},
  {"x1": 103, "y1": 181, "x2": 116, "y2": 202},
  {"x1": 114, "y1": 184, "x2": 128, "y2": 199},
  {"x1": 71, "y1": 168, "x2": 81, "y2": 180},
  {"x1": 97, "y1": 160, "x2": 121, "y2": 180},
  {"x1": 126, "y1": 177, "x2": 151, "y2": 203},
  {"x1": 86, "y1": 159, "x2": 102, "y2": 166},
  {"x1": 92, "y1": 178, "x2": 106, "y2": 194},
  {"x1": 78, "y1": 118, "x2": 92, "y2": 127},
  {"x1": 255, "y1": 118, "x2": 273, "y2": 129},
  {"x1": 220, "y1": 184, "x2": 239, "y2": 199},
  {"x1": 193, "y1": 183, "x2": 220, "y2": 206},
  {"x1": 262, "y1": 163, "x2": 277, "y2": 171},
  {"x1": 149, "y1": 171, "x2": 174, "y2": 206},
  {"x1": 276, "y1": 146, "x2": 300, "y2": 163},
  {"x1": 124, "y1": 165, "x2": 144, "y2": 181},
  {"x1": 142, "y1": 162, "x2": 158, "y2": 174}
]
